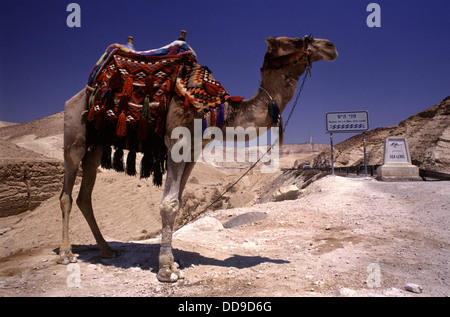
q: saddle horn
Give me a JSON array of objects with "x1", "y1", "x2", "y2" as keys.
[{"x1": 179, "y1": 30, "x2": 187, "y2": 41}]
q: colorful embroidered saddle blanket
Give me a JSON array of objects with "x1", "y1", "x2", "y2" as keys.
[{"x1": 85, "y1": 40, "x2": 236, "y2": 185}]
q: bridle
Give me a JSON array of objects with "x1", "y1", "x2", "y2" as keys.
[{"x1": 261, "y1": 36, "x2": 313, "y2": 77}]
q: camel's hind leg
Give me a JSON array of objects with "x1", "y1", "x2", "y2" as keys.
[
  {"x1": 58, "y1": 132, "x2": 86, "y2": 264},
  {"x1": 76, "y1": 145, "x2": 117, "y2": 258},
  {"x1": 58, "y1": 166, "x2": 79, "y2": 264}
]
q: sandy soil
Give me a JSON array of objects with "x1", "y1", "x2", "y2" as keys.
[{"x1": 0, "y1": 174, "x2": 448, "y2": 297}]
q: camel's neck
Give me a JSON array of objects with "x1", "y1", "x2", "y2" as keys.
[{"x1": 226, "y1": 67, "x2": 304, "y2": 131}]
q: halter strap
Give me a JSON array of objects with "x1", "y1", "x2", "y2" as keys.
[{"x1": 261, "y1": 50, "x2": 310, "y2": 71}]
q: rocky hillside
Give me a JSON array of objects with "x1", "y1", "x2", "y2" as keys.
[
  {"x1": 0, "y1": 112, "x2": 65, "y2": 217},
  {"x1": 312, "y1": 97, "x2": 450, "y2": 172}
]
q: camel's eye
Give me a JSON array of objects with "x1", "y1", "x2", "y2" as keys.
[{"x1": 292, "y1": 38, "x2": 303, "y2": 48}]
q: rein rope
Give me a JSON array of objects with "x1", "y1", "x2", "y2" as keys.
[{"x1": 197, "y1": 69, "x2": 310, "y2": 216}]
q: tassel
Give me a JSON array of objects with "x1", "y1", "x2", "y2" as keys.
[
  {"x1": 210, "y1": 108, "x2": 216, "y2": 126},
  {"x1": 140, "y1": 154, "x2": 151, "y2": 179},
  {"x1": 113, "y1": 148, "x2": 124, "y2": 172},
  {"x1": 229, "y1": 96, "x2": 244, "y2": 102},
  {"x1": 87, "y1": 106, "x2": 95, "y2": 122},
  {"x1": 100, "y1": 145, "x2": 112, "y2": 169},
  {"x1": 122, "y1": 77, "x2": 134, "y2": 96},
  {"x1": 141, "y1": 95, "x2": 150, "y2": 118},
  {"x1": 153, "y1": 165, "x2": 163, "y2": 187},
  {"x1": 126, "y1": 150, "x2": 137, "y2": 176},
  {"x1": 109, "y1": 71, "x2": 121, "y2": 91},
  {"x1": 137, "y1": 116, "x2": 148, "y2": 141},
  {"x1": 216, "y1": 104, "x2": 225, "y2": 126},
  {"x1": 116, "y1": 112, "x2": 127, "y2": 137}
]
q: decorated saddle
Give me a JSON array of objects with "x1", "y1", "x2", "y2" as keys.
[{"x1": 86, "y1": 39, "x2": 238, "y2": 185}]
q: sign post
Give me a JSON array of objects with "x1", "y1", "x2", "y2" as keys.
[
  {"x1": 325, "y1": 111, "x2": 369, "y2": 176},
  {"x1": 330, "y1": 133, "x2": 334, "y2": 175}
]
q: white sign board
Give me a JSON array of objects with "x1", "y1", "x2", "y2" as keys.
[
  {"x1": 384, "y1": 137, "x2": 411, "y2": 164},
  {"x1": 326, "y1": 111, "x2": 369, "y2": 133}
]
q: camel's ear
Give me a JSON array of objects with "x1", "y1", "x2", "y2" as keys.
[{"x1": 265, "y1": 37, "x2": 278, "y2": 49}]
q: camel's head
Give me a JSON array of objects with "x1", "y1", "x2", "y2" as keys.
[
  {"x1": 262, "y1": 35, "x2": 338, "y2": 72},
  {"x1": 303, "y1": 35, "x2": 338, "y2": 62}
]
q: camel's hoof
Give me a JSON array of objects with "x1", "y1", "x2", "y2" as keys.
[
  {"x1": 157, "y1": 263, "x2": 184, "y2": 283},
  {"x1": 57, "y1": 248, "x2": 77, "y2": 265},
  {"x1": 100, "y1": 247, "x2": 119, "y2": 259}
]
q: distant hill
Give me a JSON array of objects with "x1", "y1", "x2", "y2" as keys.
[{"x1": 312, "y1": 97, "x2": 450, "y2": 172}]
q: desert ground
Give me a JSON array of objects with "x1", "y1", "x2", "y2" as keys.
[
  {"x1": 0, "y1": 159, "x2": 448, "y2": 297},
  {"x1": 0, "y1": 107, "x2": 449, "y2": 297}
]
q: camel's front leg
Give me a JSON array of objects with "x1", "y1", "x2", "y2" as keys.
[{"x1": 157, "y1": 156, "x2": 195, "y2": 282}]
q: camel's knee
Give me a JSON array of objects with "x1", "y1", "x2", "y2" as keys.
[
  {"x1": 64, "y1": 135, "x2": 86, "y2": 169},
  {"x1": 60, "y1": 193, "x2": 73, "y2": 213},
  {"x1": 159, "y1": 200, "x2": 180, "y2": 224}
]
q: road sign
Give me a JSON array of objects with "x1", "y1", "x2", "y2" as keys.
[{"x1": 325, "y1": 111, "x2": 369, "y2": 133}]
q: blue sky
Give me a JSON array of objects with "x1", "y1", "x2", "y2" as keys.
[{"x1": 0, "y1": 0, "x2": 449, "y2": 145}]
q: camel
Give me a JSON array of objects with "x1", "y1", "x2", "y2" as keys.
[{"x1": 58, "y1": 34, "x2": 338, "y2": 282}]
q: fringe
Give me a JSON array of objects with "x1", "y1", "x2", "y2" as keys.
[
  {"x1": 140, "y1": 153, "x2": 152, "y2": 179},
  {"x1": 113, "y1": 148, "x2": 124, "y2": 172},
  {"x1": 139, "y1": 132, "x2": 167, "y2": 186},
  {"x1": 100, "y1": 145, "x2": 112, "y2": 169},
  {"x1": 126, "y1": 150, "x2": 137, "y2": 176}
]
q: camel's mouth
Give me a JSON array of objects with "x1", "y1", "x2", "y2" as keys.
[
  {"x1": 319, "y1": 41, "x2": 338, "y2": 61},
  {"x1": 307, "y1": 39, "x2": 338, "y2": 62},
  {"x1": 324, "y1": 49, "x2": 338, "y2": 61}
]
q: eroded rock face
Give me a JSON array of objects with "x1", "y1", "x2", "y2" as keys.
[
  {"x1": 0, "y1": 161, "x2": 64, "y2": 217},
  {"x1": 312, "y1": 97, "x2": 450, "y2": 172}
]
